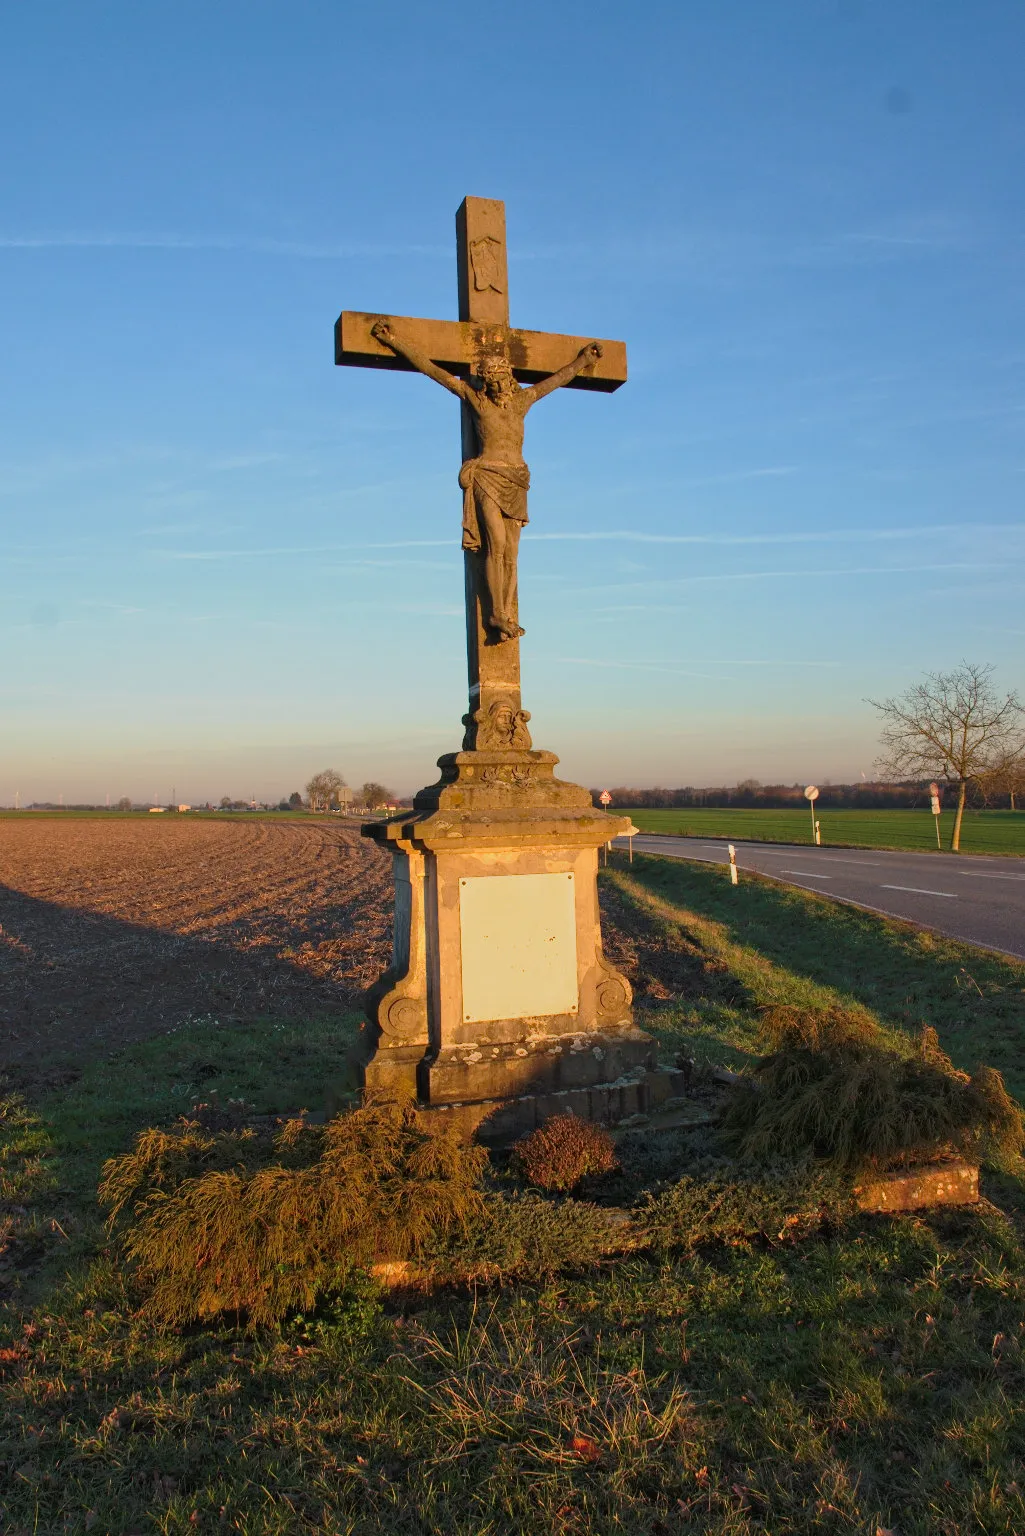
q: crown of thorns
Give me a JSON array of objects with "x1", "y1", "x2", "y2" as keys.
[{"x1": 476, "y1": 352, "x2": 513, "y2": 376}]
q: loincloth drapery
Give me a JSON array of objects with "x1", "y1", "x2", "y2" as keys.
[{"x1": 458, "y1": 458, "x2": 531, "y2": 552}]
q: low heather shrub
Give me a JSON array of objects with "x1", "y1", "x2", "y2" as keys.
[
  {"x1": 514, "y1": 1114, "x2": 618, "y2": 1193},
  {"x1": 99, "y1": 1099, "x2": 487, "y2": 1326}
]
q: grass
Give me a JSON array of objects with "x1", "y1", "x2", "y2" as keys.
[
  {"x1": 603, "y1": 853, "x2": 1025, "y2": 1102},
  {"x1": 3, "y1": 880, "x2": 1025, "y2": 1531},
  {"x1": 626, "y1": 806, "x2": 1025, "y2": 855}
]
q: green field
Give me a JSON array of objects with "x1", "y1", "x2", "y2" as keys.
[
  {"x1": 3, "y1": 861, "x2": 1025, "y2": 1532},
  {"x1": 625, "y1": 806, "x2": 1025, "y2": 855}
]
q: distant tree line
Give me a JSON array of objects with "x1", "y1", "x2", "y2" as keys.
[
  {"x1": 594, "y1": 779, "x2": 1021, "y2": 812},
  {"x1": 15, "y1": 782, "x2": 402, "y2": 813}
]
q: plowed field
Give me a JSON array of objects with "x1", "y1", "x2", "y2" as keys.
[{"x1": 0, "y1": 817, "x2": 392, "y2": 1094}]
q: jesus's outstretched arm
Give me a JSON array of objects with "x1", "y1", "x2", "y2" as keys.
[
  {"x1": 522, "y1": 342, "x2": 603, "y2": 407},
  {"x1": 371, "y1": 320, "x2": 474, "y2": 403}
]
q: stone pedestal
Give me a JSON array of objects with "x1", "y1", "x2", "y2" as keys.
[{"x1": 361, "y1": 745, "x2": 683, "y2": 1142}]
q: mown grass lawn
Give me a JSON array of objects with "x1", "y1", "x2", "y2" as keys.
[
  {"x1": 626, "y1": 806, "x2": 1025, "y2": 855},
  {"x1": 2, "y1": 864, "x2": 1025, "y2": 1534}
]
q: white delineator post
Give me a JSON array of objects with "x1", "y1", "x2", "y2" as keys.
[
  {"x1": 930, "y1": 781, "x2": 942, "y2": 849},
  {"x1": 804, "y1": 784, "x2": 820, "y2": 844},
  {"x1": 728, "y1": 843, "x2": 738, "y2": 885}
]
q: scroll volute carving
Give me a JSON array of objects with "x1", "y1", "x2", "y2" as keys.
[
  {"x1": 377, "y1": 991, "x2": 427, "y2": 1045},
  {"x1": 594, "y1": 948, "x2": 632, "y2": 1025}
]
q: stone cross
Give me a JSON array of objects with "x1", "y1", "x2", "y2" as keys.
[
  {"x1": 333, "y1": 199, "x2": 675, "y2": 1144},
  {"x1": 335, "y1": 196, "x2": 627, "y2": 751}
]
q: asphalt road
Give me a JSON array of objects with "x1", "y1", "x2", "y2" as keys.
[{"x1": 611, "y1": 834, "x2": 1025, "y2": 961}]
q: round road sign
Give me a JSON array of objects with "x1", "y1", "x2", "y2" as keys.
[{"x1": 804, "y1": 785, "x2": 820, "y2": 802}]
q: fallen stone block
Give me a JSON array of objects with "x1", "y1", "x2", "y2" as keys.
[{"x1": 854, "y1": 1161, "x2": 979, "y2": 1213}]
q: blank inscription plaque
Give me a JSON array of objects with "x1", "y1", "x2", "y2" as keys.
[{"x1": 458, "y1": 872, "x2": 578, "y2": 1024}]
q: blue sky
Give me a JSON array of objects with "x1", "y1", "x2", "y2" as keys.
[{"x1": 3, "y1": 1, "x2": 1023, "y2": 803}]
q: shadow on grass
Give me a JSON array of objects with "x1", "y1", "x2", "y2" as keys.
[
  {"x1": 0, "y1": 886, "x2": 371, "y2": 1310},
  {"x1": 1, "y1": 1006, "x2": 365, "y2": 1315},
  {"x1": 599, "y1": 873, "x2": 765, "y2": 1071},
  {"x1": 0, "y1": 881, "x2": 372, "y2": 1104},
  {"x1": 610, "y1": 852, "x2": 1025, "y2": 1099}
]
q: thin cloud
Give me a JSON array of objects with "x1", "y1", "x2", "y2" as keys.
[
  {"x1": 680, "y1": 466, "x2": 797, "y2": 486},
  {"x1": 526, "y1": 523, "x2": 1024, "y2": 548},
  {"x1": 559, "y1": 657, "x2": 718, "y2": 681},
  {"x1": 569, "y1": 561, "x2": 1006, "y2": 596},
  {"x1": 567, "y1": 646, "x2": 841, "y2": 666},
  {"x1": 0, "y1": 231, "x2": 448, "y2": 259},
  {"x1": 149, "y1": 540, "x2": 452, "y2": 560}
]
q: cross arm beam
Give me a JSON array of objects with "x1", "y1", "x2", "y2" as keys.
[{"x1": 335, "y1": 311, "x2": 627, "y2": 393}]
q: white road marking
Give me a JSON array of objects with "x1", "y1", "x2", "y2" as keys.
[
  {"x1": 946, "y1": 871, "x2": 1025, "y2": 882},
  {"x1": 782, "y1": 870, "x2": 832, "y2": 878},
  {"x1": 881, "y1": 884, "x2": 957, "y2": 898},
  {"x1": 809, "y1": 857, "x2": 884, "y2": 867}
]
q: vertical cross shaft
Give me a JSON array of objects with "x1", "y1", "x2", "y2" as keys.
[
  {"x1": 335, "y1": 196, "x2": 626, "y2": 754},
  {"x1": 455, "y1": 198, "x2": 524, "y2": 746}
]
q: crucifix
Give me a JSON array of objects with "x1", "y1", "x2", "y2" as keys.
[
  {"x1": 334, "y1": 199, "x2": 666, "y2": 1140},
  {"x1": 335, "y1": 196, "x2": 627, "y2": 752}
]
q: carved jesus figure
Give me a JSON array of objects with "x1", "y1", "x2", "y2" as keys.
[{"x1": 371, "y1": 319, "x2": 602, "y2": 642}]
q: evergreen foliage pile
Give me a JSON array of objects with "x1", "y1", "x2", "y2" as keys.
[
  {"x1": 99, "y1": 1099, "x2": 487, "y2": 1325},
  {"x1": 721, "y1": 1006, "x2": 1025, "y2": 1172},
  {"x1": 636, "y1": 1162, "x2": 855, "y2": 1251}
]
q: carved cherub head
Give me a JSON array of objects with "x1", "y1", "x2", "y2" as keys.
[{"x1": 476, "y1": 352, "x2": 517, "y2": 403}]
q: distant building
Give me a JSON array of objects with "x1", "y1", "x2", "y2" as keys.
[
  {"x1": 148, "y1": 807, "x2": 166, "y2": 814},
  {"x1": 178, "y1": 804, "x2": 191, "y2": 813}
]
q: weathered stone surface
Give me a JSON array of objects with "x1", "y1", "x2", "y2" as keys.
[
  {"x1": 854, "y1": 1161, "x2": 979, "y2": 1213},
  {"x1": 338, "y1": 197, "x2": 659, "y2": 1138},
  {"x1": 359, "y1": 788, "x2": 658, "y2": 1131},
  {"x1": 335, "y1": 311, "x2": 627, "y2": 393},
  {"x1": 427, "y1": 1025, "x2": 659, "y2": 1104},
  {"x1": 419, "y1": 1066, "x2": 691, "y2": 1146}
]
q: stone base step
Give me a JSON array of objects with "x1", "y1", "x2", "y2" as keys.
[
  {"x1": 422, "y1": 1024, "x2": 659, "y2": 1106},
  {"x1": 418, "y1": 1065, "x2": 690, "y2": 1145}
]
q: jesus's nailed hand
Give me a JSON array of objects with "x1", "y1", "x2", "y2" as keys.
[
  {"x1": 579, "y1": 341, "x2": 603, "y2": 363},
  {"x1": 371, "y1": 319, "x2": 395, "y2": 346}
]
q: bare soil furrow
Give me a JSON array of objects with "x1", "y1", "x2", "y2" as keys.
[{"x1": 0, "y1": 818, "x2": 392, "y2": 1093}]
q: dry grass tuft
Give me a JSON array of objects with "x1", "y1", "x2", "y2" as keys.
[
  {"x1": 400, "y1": 1305, "x2": 693, "y2": 1474},
  {"x1": 722, "y1": 1008, "x2": 1025, "y2": 1173},
  {"x1": 99, "y1": 1098, "x2": 487, "y2": 1325},
  {"x1": 514, "y1": 1113, "x2": 619, "y2": 1193}
]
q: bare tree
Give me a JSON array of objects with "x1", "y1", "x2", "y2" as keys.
[
  {"x1": 868, "y1": 662, "x2": 1024, "y2": 851},
  {"x1": 305, "y1": 768, "x2": 347, "y2": 812},
  {"x1": 359, "y1": 781, "x2": 394, "y2": 810},
  {"x1": 979, "y1": 746, "x2": 1025, "y2": 814}
]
